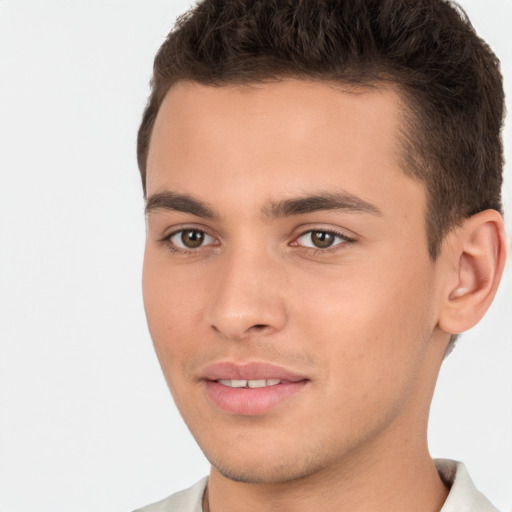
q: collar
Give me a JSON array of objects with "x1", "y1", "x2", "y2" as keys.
[{"x1": 436, "y1": 459, "x2": 499, "y2": 512}]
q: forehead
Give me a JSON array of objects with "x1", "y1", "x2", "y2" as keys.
[{"x1": 146, "y1": 79, "x2": 423, "y2": 218}]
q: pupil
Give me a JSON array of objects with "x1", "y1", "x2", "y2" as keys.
[
  {"x1": 182, "y1": 230, "x2": 204, "y2": 248},
  {"x1": 312, "y1": 231, "x2": 334, "y2": 248}
]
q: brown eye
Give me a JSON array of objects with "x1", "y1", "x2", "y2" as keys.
[
  {"x1": 181, "y1": 229, "x2": 204, "y2": 248},
  {"x1": 310, "y1": 231, "x2": 335, "y2": 248},
  {"x1": 168, "y1": 229, "x2": 216, "y2": 250},
  {"x1": 295, "y1": 230, "x2": 350, "y2": 250}
]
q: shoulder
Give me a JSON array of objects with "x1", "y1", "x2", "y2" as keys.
[
  {"x1": 436, "y1": 459, "x2": 500, "y2": 512},
  {"x1": 132, "y1": 477, "x2": 208, "y2": 512}
]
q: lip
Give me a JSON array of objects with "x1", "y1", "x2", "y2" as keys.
[
  {"x1": 201, "y1": 361, "x2": 307, "y2": 382},
  {"x1": 201, "y1": 361, "x2": 309, "y2": 416}
]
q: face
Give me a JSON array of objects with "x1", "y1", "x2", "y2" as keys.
[{"x1": 143, "y1": 80, "x2": 446, "y2": 484}]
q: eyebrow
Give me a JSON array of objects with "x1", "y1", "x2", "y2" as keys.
[
  {"x1": 263, "y1": 192, "x2": 383, "y2": 218},
  {"x1": 145, "y1": 191, "x2": 217, "y2": 218},
  {"x1": 145, "y1": 190, "x2": 382, "y2": 219}
]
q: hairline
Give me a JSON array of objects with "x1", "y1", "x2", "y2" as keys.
[{"x1": 141, "y1": 75, "x2": 437, "y2": 254}]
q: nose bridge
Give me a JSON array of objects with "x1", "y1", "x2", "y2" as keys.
[{"x1": 207, "y1": 242, "x2": 287, "y2": 340}]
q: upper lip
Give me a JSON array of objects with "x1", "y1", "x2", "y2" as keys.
[{"x1": 200, "y1": 361, "x2": 308, "y2": 382}]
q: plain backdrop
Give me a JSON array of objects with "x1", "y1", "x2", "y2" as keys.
[{"x1": 0, "y1": 1, "x2": 511, "y2": 511}]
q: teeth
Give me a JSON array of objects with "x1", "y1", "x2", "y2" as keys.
[
  {"x1": 217, "y1": 379, "x2": 281, "y2": 388},
  {"x1": 248, "y1": 379, "x2": 266, "y2": 388},
  {"x1": 228, "y1": 379, "x2": 248, "y2": 388}
]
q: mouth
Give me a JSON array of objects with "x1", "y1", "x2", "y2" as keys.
[
  {"x1": 217, "y1": 378, "x2": 281, "y2": 388},
  {"x1": 201, "y1": 362, "x2": 309, "y2": 416}
]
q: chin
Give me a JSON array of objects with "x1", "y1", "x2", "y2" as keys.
[
  {"x1": 212, "y1": 461, "x2": 313, "y2": 485},
  {"x1": 203, "y1": 445, "x2": 331, "y2": 485}
]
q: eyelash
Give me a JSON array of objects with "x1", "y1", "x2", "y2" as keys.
[
  {"x1": 160, "y1": 228, "x2": 355, "y2": 256},
  {"x1": 161, "y1": 228, "x2": 218, "y2": 255},
  {"x1": 291, "y1": 229, "x2": 355, "y2": 254}
]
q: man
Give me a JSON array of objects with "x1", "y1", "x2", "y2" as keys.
[{"x1": 135, "y1": 1, "x2": 507, "y2": 511}]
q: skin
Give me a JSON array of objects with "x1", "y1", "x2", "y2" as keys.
[{"x1": 142, "y1": 80, "x2": 504, "y2": 512}]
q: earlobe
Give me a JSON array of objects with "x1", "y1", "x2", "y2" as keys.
[{"x1": 438, "y1": 209, "x2": 507, "y2": 335}]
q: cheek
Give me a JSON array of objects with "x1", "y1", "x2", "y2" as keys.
[
  {"x1": 142, "y1": 252, "x2": 205, "y2": 375},
  {"x1": 290, "y1": 278, "x2": 434, "y2": 443},
  {"x1": 291, "y1": 257, "x2": 436, "y2": 393}
]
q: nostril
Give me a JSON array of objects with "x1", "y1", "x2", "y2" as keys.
[{"x1": 210, "y1": 323, "x2": 269, "y2": 339}]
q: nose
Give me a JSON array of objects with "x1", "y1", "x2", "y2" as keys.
[{"x1": 206, "y1": 248, "x2": 288, "y2": 341}]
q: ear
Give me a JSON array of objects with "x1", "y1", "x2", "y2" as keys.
[{"x1": 438, "y1": 209, "x2": 507, "y2": 335}]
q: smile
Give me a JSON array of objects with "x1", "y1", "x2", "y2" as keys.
[
  {"x1": 201, "y1": 362, "x2": 309, "y2": 415},
  {"x1": 217, "y1": 379, "x2": 281, "y2": 388}
]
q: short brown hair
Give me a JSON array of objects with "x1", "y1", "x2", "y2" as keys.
[{"x1": 137, "y1": 0, "x2": 504, "y2": 259}]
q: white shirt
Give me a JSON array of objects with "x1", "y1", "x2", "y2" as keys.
[{"x1": 133, "y1": 459, "x2": 499, "y2": 512}]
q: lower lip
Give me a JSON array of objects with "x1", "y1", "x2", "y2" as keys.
[{"x1": 204, "y1": 380, "x2": 308, "y2": 415}]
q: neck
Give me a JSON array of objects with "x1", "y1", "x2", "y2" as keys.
[{"x1": 205, "y1": 434, "x2": 448, "y2": 512}]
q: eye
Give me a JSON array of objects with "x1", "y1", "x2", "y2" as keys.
[
  {"x1": 167, "y1": 229, "x2": 217, "y2": 250},
  {"x1": 294, "y1": 230, "x2": 352, "y2": 250}
]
